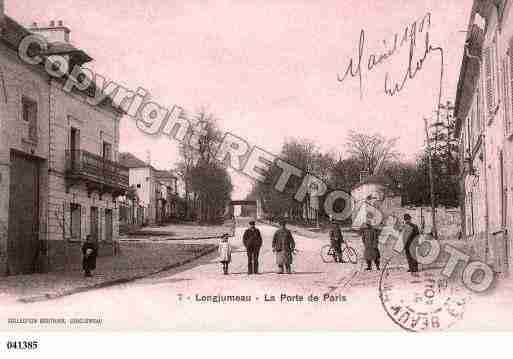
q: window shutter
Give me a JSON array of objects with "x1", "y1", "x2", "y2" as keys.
[
  {"x1": 484, "y1": 47, "x2": 495, "y2": 113},
  {"x1": 503, "y1": 58, "x2": 510, "y2": 133},
  {"x1": 509, "y1": 37, "x2": 513, "y2": 133}
]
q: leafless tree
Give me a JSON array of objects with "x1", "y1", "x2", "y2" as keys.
[{"x1": 345, "y1": 131, "x2": 400, "y2": 174}]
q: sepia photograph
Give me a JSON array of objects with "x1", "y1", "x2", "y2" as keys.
[{"x1": 0, "y1": 0, "x2": 512, "y2": 354}]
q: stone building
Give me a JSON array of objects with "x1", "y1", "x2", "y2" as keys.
[
  {"x1": 119, "y1": 152, "x2": 177, "y2": 225},
  {"x1": 454, "y1": 0, "x2": 513, "y2": 274},
  {"x1": 351, "y1": 174, "x2": 400, "y2": 228},
  {"x1": 0, "y1": 11, "x2": 127, "y2": 275}
]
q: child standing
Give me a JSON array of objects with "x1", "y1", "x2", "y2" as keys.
[{"x1": 218, "y1": 233, "x2": 232, "y2": 275}]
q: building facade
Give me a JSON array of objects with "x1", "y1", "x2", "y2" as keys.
[
  {"x1": 119, "y1": 153, "x2": 177, "y2": 225},
  {"x1": 454, "y1": 0, "x2": 513, "y2": 275},
  {"x1": 0, "y1": 14, "x2": 127, "y2": 275}
]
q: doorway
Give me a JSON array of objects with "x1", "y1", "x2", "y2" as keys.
[{"x1": 7, "y1": 151, "x2": 40, "y2": 274}]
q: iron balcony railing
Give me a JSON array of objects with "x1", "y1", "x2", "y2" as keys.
[{"x1": 65, "y1": 149, "x2": 129, "y2": 190}]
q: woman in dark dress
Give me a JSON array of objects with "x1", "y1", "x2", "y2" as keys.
[{"x1": 82, "y1": 235, "x2": 98, "y2": 277}]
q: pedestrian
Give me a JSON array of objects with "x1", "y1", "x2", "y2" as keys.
[
  {"x1": 402, "y1": 213, "x2": 420, "y2": 274},
  {"x1": 218, "y1": 233, "x2": 232, "y2": 275},
  {"x1": 329, "y1": 221, "x2": 345, "y2": 263},
  {"x1": 360, "y1": 216, "x2": 380, "y2": 271},
  {"x1": 82, "y1": 235, "x2": 98, "y2": 277},
  {"x1": 272, "y1": 219, "x2": 296, "y2": 274},
  {"x1": 243, "y1": 220, "x2": 263, "y2": 274}
]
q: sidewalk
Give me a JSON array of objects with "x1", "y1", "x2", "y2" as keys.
[
  {"x1": 121, "y1": 221, "x2": 235, "y2": 241},
  {"x1": 0, "y1": 241, "x2": 217, "y2": 304}
]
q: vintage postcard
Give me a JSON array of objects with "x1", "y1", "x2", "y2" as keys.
[{"x1": 0, "y1": 0, "x2": 512, "y2": 340}]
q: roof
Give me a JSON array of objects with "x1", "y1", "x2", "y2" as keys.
[
  {"x1": 119, "y1": 153, "x2": 177, "y2": 180},
  {"x1": 43, "y1": 41, "x2": 93, "y2": 63},
  {"x1": 351, "y1": 175, "x2": 394, "y2": 191},
  {"x1": 155, "y1": 170, "x2": 177, "y2": 180},
  {"x1": 0, "y1": 16, "x2": 122, "y2": 115},
  {"x1": 1, "y1": 16, "x2": 31, "y2": 51},
  {"x1": 453, "y1": 0, "x2": 504, "y2": 137},
  {"x1": 119, "y1": 152, "x2": 149, "y2": 168}
]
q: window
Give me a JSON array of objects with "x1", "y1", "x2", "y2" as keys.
[
  {"x1": 466, "y1": 192, "x2": 474, "y2": 236},
  {"x1": 484, "y1": 40, "x2": 500, "y2": 123},
  {"x1": 102, "y1": 141, "x2": 112, "y2": 161},
  {"x1": 476, "y1": 83, "x2": 481, "y2": 133},
  {"x1": 136, "y1": 184, "x2": 141, "y2": 188},
  {"x1": 508, "y1": 37, "x2": 513, "y2": 135},
  {"x1": 503, "y1": 57, "x2": 511, "y2": 134},
  {"x1": 22, "y1": 97, "x2": 38, "y2": 141},
  {"x1": 70, "y1": 203, "x2": 81, "y2": 240}
]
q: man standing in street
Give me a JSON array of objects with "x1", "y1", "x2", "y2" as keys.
[
  {"x1": 360, "y1": 216, "x2": 380, "y2": 271},
  {"x1": 329, "y1": 221, "x2": 345, "y2": 263},
  {"x1": 272, "y1": 219, "x2": 296, "y2": 274},
  {"x1": 243, "y1": 220, "x2": 263, "y2": 274},
  {"x1": 402, "y1": 213, "x2": 420, "y2": 275}
]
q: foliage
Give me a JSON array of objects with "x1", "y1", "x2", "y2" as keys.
[{"x1": 175, "y1": 110, "x2": 233, "y2": 223}]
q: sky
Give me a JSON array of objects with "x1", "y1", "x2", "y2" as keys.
[{"x1": 8, "y1": 0, "x2": 473, "y2": 199}]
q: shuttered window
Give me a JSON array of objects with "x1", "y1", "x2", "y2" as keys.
[
  {"x1": 22, "y1": 97, "x2": 38, "y2": 142},
  {"x1": 508, "y1": 37, "x2": 513, "y2": 135},
  {"x1": 70, "y1": 204, "x2": 82, "y2": 240},
  {"x1": 503, "y1": 57, "x2": 510, "y2": 134},
  {"x1": 484, "y1": 47, "x2": 495, "y2": 114}
]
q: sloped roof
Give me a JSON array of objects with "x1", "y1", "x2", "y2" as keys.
[
  {"x1": 1, "y1": 16, "x2": 31, "y2": 51},
  {"x1": 43, "y1": 41, "x2": 93, "y2": 63},
  {"x1": 155, "y1": 170, "x2": 177, "y2": 180},
  {"x1": 119, "y1": 153, "x2": 177, "y2": 180},
  {"x1": 0, "y1": 16, "x2": 122, "y2": 115},
  {"x1": 351, "y1": 175, "x2": 395, "y2": 191},
  {"x1": 119, "y1": 152, "x2": 149, "y2": 168}
]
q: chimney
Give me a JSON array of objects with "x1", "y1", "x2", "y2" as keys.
[
  {"x1": 30, "y1": 19, "x2": 71, "y2": 43},
  {"x1": 0, "y1": 0, "x2": 5, "y2": 31}
]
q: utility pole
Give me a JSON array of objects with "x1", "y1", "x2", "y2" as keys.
[{"x1": 424, "y1": 118, "x2": 438, "y2": 239}]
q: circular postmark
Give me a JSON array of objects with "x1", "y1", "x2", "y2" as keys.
[{"x1": 378, "y1": 257, "x2": 471, "y2": 332}]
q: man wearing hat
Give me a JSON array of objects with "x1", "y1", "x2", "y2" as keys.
[
  {"x1": 243, "y1": 220, "x2": 263, "y2": 274},
  {"x1": 402, "y1": 213, "x2": 420, "y2": 274},
  {"x1": 272, "y1": 219, "x2": 296, "y2": 274}
]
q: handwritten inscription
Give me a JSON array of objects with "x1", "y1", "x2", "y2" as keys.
[{"x1": 337, "y1": 13, "x2": 443, "y2": 100}]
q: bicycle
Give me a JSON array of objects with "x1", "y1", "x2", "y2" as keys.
[{"x1": 320, "y1": 242, "x2": 358, "y2": 264}]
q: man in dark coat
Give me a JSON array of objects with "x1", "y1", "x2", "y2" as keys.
[
  {"x1": 82, "y1": 235, "x2": 98, "y2": 277},
  {"x1": 360, "y1": 218, "x2": 380, "y2": 271},
  {"x1": 402, "y1": 213, "x2": 420, "y2": 274},
  {"x1": 243, "y1": 220, "x2": 263, "y2": 274},
  {"x1": 329, "y1": 221, "x2": 345, "y2": 263},
  {"x1": 272, "y1": 219, "x2": 296, "y2": 274}
]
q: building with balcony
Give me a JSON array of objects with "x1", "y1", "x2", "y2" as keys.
[
  {"x1": 0, "y1": 10, "x2": 125, "y2": 275},
  {"x1": 454, "y1": 0, "x2": 513, "y2": 275}
]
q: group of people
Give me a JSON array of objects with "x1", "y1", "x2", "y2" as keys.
[
  {"x1": 358, "y1": 213, "x2": 420, "y2": 273},
  {"x1": 218, "y1": 219, "x2": 296, "y2": 275},
  {"x1": 219, "y1": 213, "x2": 421, "y2": 276},
  {"x1": 81, "y1": 214, "x2": 421, "y2": 279}
]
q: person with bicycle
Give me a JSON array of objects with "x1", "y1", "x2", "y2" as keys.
[{"x1": 329, "y1": 221, "x2": 345, "y2": 263}]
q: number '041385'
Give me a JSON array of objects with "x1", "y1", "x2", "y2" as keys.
[{"x1": 6, "y1": 341, "x2": 38, "y2": 350}]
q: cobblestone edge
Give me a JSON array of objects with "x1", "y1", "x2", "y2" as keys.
[{"x1": 17, "y1": 244, "x2": 218, "y2": 304}]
